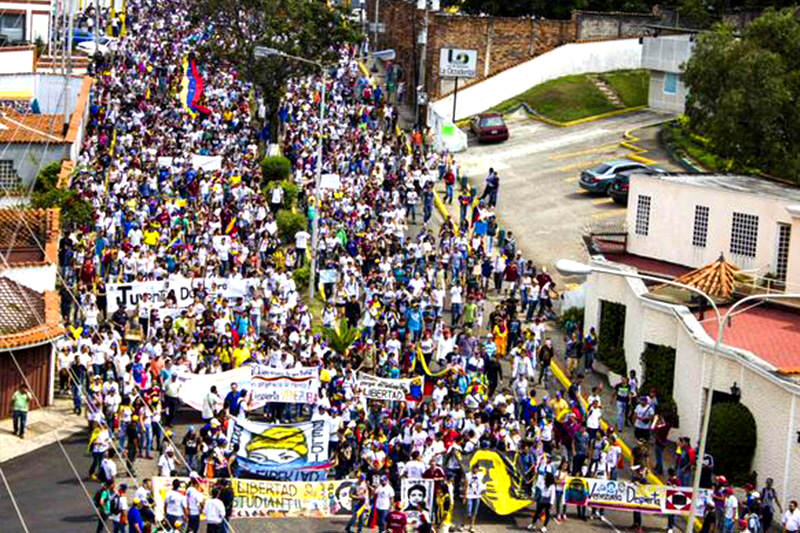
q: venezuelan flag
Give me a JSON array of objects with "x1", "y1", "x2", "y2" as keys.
[
  {"x1": 179, "y1": 56, "x2": 212, "y2": 117},
  {"x1": 225, "y1": 217, "x2": 237, "y2": 234}
]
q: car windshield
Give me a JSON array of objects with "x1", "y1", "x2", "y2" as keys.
[
  {"x1": 589, "y1": 163, "x2": 611, "y2": 174},
  {"x1": 480, "y1": 117, "x2": 504, "y2": 128}
]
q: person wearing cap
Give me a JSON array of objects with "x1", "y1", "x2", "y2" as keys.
[
  {"x1": 127, "y1": 496, "x2": 145, "y2": 533},
  {"x1": 723, "y1": 485, "x2": 739, "y2": 533},
  {"x1": 386, "y1": 501, "x2": 407, "y2": 533},
  {"x1": 110, "y1": 483, "x2": 129, "y2": 533},
  {"x1": 10, "y1": 383, "x2": 31, "y2": 439},
  {"x1": 158, "y1": 446, "x2": 177, "y2": 477}
]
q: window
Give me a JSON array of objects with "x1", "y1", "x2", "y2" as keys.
[
  {"x1": 635, "y1": 195, "x2": 651, "y2": 236},
  {"x1": 663, "y1": 72, "x2": 678, "y2": 95},
  {"x1": 0, "y1": 14, "x2": 25, "y2": 43},
  {"x1": 730, "y1": 212, "x2": 759, "y2": 258},
  {"x1": 0, "y1": 160, "x2": 20, "y2": 190},
  {"x1": 692, "y1": 205, "x2": 709, "y2": 247},
  {"x1": 776, "y1": 223, "x2": 791, "y2": 281}
]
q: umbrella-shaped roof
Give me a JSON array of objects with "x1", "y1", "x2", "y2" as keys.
[{"x1": 668, "y1": 254, "x2": 741, "y2": 300}]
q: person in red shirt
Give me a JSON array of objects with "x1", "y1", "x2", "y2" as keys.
[{"x1": 386, "y1": 502, "x2": 407, "y2": 533}]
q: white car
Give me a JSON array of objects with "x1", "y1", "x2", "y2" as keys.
[{"x1": 76, "y1": 36, "x2": 117, "y2": 56}]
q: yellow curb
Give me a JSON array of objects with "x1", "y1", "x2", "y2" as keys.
[
  {"x1": 620, "y1": 128, "x2": 658, "y2": 166},
  {"x1": 463, "y1": 104, "x2": 648, "y2": 129},
  {"x1": 357, "y1": 61, "x2": 370, "y2": 79}
]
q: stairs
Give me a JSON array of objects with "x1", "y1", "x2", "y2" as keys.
[
  {"x1": 36, "y1": 54, "x2": 90, "y2": 74},
  {"x1": 588, "y1": 74, "x2": 624, "y2": 108}
]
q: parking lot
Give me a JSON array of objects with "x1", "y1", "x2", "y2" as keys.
[{"x1": 454, "y1": 110, "x2": 681, "y2": 274}]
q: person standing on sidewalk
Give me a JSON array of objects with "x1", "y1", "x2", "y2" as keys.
[{"x1": 10, "y1": 383, "x2": 31, "y2": 438}]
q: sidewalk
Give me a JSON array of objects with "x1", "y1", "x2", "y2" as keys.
[{"x1": 0, "y1": 397, "x2": 86, "y2": 463}]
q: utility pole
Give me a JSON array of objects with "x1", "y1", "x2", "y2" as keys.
[
  {"x1": 416, "y1": 0, "x2": 429, "y2": 129},
  {"x1": 63, "y1": 0, "x2": 75, "y2": 135},
  {"x1": 372, "y1": 0, "x2": 380, "y2": 53}
]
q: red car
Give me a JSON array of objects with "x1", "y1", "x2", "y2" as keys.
[{"x1": 470, "y1": 112, "x2": 509, "y2": 143}]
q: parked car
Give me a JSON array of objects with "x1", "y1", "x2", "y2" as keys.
[
  {"x1": 579, "y1": 159, "x2": 649, "y2": 193},
  {"x1": 607, "y1": 165, "x2": 668, "y2": 205},
  {"x1": 72, "y1": 29, "x2": 95, "y2": 46},
  {"x1": 470, "y1": 112, "x2": 509, "y2": 143},
  {"x1": 77, "y1": 36, "x2": 117, "y2": 56}
]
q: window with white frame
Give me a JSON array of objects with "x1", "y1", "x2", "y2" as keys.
[
  {"x1": 776, "y1": 223, "x2": 791, "y2": 281},
  {"x1": 692, "y1": 205, "x2": 709, "y2": 247},
  {"x1": 730, "y1": 212, "x2": 759, "y2": 258},
  {"x1": 635, "y1": 195, "x2": 651, "y2": 236},
  {"x1": 0, "y1": 160, "x2": 21, "y2": 190}
]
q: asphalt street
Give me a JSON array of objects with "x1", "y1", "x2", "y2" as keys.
[{"x1": 455, "y1": 110, "x2": 681, "y2": 274}]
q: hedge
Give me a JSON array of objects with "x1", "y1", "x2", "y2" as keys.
[
  {"x1": 641, "y1": 343, "x2": 679, "y2": 426},
  {"x1": 276, "y1": 209, "x2": 307, "y2": 244},
  {"x1": 597, "y1": 300, "x2": 627, "y2": 375},
  {"x1": 559, "y1": 307, "x2": 584, "y2": 331},
  {"x1": 261, "y1": 155, "x2": 292, "y2": 184},
  {"x1": 292, "y1": 265, "x2": 310, "y2": 289},
  {"x1": 707, "y1": 402, "x2": 757, "y2": 485}
]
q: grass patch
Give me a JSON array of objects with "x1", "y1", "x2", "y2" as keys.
[
  {"x1": 492, "y1": 74, "x2": 617, "y2": 123},
  {"x1": 600, "y1": 69, "x2": 650, "y2": 108},
  {"x1": 660, "y1": 121, "x2": 728, "y2": 172}
]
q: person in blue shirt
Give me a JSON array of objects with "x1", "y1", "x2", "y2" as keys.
[
  {"x1": 127, "y1": 497, "x2": 144, "y2": 533},
  {"x1": 406, "y1": 303, "x2": 422, "y2": 343}
]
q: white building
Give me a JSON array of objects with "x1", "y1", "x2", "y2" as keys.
[
  {"x1": 642, "y1": 33, "x2": 694, "y2": 114},
  {"x1": 582, "y1": 257, "x2": 800, "y2": 507},
  {"x1": 0, "y1": 0, "x2": 51, "y2": 44},
  {"x1": 627, "y1": 173, "x2": 800, "y2": 289}
]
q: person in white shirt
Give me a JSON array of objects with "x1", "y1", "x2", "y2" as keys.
[
  {"x1": 203, "y1": 489, "x2": 227, "y2": 533},
  {"x1": 783, "y1": 500, "x2": 800, "y2": 533},
  {"x1": 404, "y1": 451, "x2": 426, "y2": 479},
  {"x1": 158, "y1": 448, "x2": 177, "y2": 477},
  {"x1": 464, "y1": 464, "x2": 486, "y2": 532},
  {"x1": 374, "y1": 476, "x2": 395, "y2": 532},
  {"x1": 185, "y1": 478, "x2": 205, "y2": 532},
  {"x1": 110, "y1": 483, "x2": 129, "y2": 530},
  {"x1": 202, "y1": 387, "x2": 221, "y2": 421},
  {"x1": 164, "y1": 479, "x2": 187, "y2": 528}
]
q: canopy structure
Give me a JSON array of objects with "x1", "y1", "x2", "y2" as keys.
[{"x1": 662, "y1": 254, "x2": 741, "y2": 301}]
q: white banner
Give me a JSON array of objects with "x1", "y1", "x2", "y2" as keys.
[
  {"x1": 176, "y1": 367, "x2": 257, "y2": 412},
  {"x1": 357, "y1": 372, "x2": 419, "y2": 401},
  {"x1": 228, "y1": 416, "x2": 330, "y2": 479},
  {"x1": 191, "y1": 154, "x2": 223, "y2": 171},
  {"x1": 250, "y1": 365, "x2": 320, "y2": 404},
  {"x1": 106, "y1": 277, "x2": 262, "y2": 313}
]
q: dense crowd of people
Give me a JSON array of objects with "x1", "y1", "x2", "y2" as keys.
[{"x1": 40, "y1": 1, "x2": 798, "y2": 533}]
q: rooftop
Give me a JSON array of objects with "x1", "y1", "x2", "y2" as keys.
[
  {"x1": 0, "y1": 111, "x2": 65, "y2": 144},
  {"x1": 697, "y1": 304, "x2": 800, "y2": 375},
  {"x1": 0, "y1": 209, "x2": 61, "y2": 266},
  {"x1": 639, "y1": 172, "x2": 800, "y2": 203},
  {"x1": 0, "y1": 277, "x2": 63, "y2": 349}
]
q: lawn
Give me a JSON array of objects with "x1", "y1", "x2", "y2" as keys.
[
  {"x1": 493, "y1": 74, "x2": 617, "y2": 123},
  {"x1": 660, "y1": 121, "x2": 723, "y2": 172},
  {"x1": 600, "y1": 69, "x2": 650, "y2": 108}
]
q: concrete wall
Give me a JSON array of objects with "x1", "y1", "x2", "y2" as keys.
[
  {"x1": 626, "y1": 175, "x2": 800, "y2": 286},
  {"x1": 0, "y1": 74, "x2": 85, "y2": 115},
  {"x1": 0, "y1": 46, "x2": 36, "y2": 74},
  {"x1": 3, "y1": 143, "x2": 69, "y2": 186},
  {"x1": 369, "y1": 0, "x2": 656, "y2": 103},
  {"x1": 648, "y1": 70, "x2": 688, "y2": 113},
  {"x1": 431, "y1": 38, "x2": 642, "y2": 122},
  {"x1": 583, "y1": 258, "x2": 800, "y2": 502},
  {"x1": 573, "y1": 10, "x2": 658, "y2": 41},
  {"x1": 3, "y1": 263, "x2": 56, "y2": 292}
]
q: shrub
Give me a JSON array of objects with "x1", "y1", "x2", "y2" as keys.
[
  {"x1": 31, "y1": 188, "x2": 92, "y2": 229},
  {"x1": 34, "y1": 161, "x2": 62, "y2": 193},
  {"x1": 597, "y1": 300, "x2": 627, "y2": 376},
  {"x1": 276, "y1": 209, "x2": 307, "y2": 244},
  {"x1": 292, "y1": 265, "x2": 310, "y2": 290},
  {"x1": 261, "y1": 155, "x2": 292, "y2": 184},
  {"x1": 559, "y1": 307, "x2": 584, "y2": 331},
  {"x1": 280, "y1": 179, "x2": 300, "y2": 207},
  {"x1": 707, "y1": 402, "x2": 757, "y2": 484},
  {"x1": 323, "y1": 320, "x2": 361, "y2": 356},
  {"x1": 641, "y1": 343, "x2": 677, "y2": 397}
]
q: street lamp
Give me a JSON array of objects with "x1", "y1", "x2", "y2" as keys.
[
  {"x1": 555, "y1": 258, "x2": 800, "y2": 532},
  {"x1": 255, "y1": 46, "x2": 326, "y2": 301}
]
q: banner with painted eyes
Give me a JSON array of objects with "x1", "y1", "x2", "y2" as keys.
[{"x1": 228, "y1": 415, "x2": 330, "y2": 479}]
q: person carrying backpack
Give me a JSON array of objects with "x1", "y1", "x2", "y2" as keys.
[
  {"x1": 110, "y1": 483, "x2": 129, "y2": 533},
  {"x1": 93, "y1": 482, "x2": 111, "y2": 533}
]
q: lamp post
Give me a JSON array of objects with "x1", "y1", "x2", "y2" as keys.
[
  {"x1": 555, "y1": 259, "x2": 800, "y2": 532},
  {"x1": 254, "y1": 46, "x2": 326, "y2": 300}
]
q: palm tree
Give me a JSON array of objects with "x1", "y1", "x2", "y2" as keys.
[{"x1": 323, "y1": 320, "x2": 361, "y2": 356}]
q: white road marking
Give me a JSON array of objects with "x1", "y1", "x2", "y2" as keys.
[{"x1": 600, "y1": 515, "x2": 624, "y2": 533}]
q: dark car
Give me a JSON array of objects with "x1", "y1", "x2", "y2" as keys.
[
  {"x1": 470, "y1": 112, "x2": 509, "y2": 143},
  {"x1": 579, "y1": 159, "x2": 650, "y2": 194},
  {"x1": 607, "y1": 165, "x2": 668, "y2": 205}
]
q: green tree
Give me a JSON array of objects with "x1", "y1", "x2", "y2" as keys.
[
  {"x1": 707, "y1": 402, "x2": 757, "y2": 484},
  {"x1": 194, "y1": 0, "x2": 361, "y2": 138},
  {"x1": 683, "y1": 7, "x2": 800, "y2": 180}
]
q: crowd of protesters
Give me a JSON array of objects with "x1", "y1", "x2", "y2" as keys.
[{"x1": 42, "y1": 0, "x2": 799, "y2": 531}]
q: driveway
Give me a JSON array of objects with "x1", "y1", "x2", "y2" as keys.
[{"x1": 455, "y1": 110, "x2": 680, "y2": 277}]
